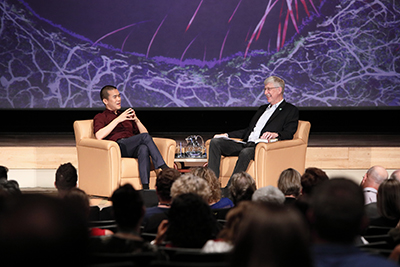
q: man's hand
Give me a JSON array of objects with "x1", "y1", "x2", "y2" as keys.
[
  {"x1": 260, "y1": 132, "x2": 278, "y2": 140},
  {"x1": 117, "y1": 108, "x2": 136, "y2": 123}
]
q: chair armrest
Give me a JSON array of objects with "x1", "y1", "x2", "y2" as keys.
[
  {"x1": 153, "y1": 137, "x2": 177, "y2": 167},
  {"x1": 255, "y1": 139, "x2": 305, "y2": 151},
  {"x1": 78, "y1": 138, "x2": 120, "y2": 151}
]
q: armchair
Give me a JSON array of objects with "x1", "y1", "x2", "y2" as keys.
[
  {"x1": 73, "y1": 120, "x2": 176, "y2": 197},
  {"x1": 206, "y1": 120, "x2": 311, "y2": 188}
]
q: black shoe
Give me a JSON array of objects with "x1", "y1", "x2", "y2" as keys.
[{"x1": 142, "y1": 184, "x2": 149, "y2": 190}]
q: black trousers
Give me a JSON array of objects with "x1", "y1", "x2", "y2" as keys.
[
  {"x1": 117, "y1": 133, "x2": 166, "y2": 185},
  {"x1": 208, "y1": 138, "x2": 255, "y2": 188}
]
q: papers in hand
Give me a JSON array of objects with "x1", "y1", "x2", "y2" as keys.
[
  {"x1": 213, "y1": 135, "x2": 246, "y2": 144},
  {"x1": 213, "y1": 135, "x2": 278, "y2": 144},
  {"x1": 255, "y1": 138, "x2": 278, "y2": 144}
]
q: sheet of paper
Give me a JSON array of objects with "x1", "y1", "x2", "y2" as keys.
[{"x1": 213, "y1": 135, "x2": 246, "y2": 144}]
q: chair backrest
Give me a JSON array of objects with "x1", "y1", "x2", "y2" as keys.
[
  {"x1": 73, "y1": 120, "x2": 95, "y2": 144},
  {"x1": 293, "y1": 120, "x2": 311, "y2": 144}
]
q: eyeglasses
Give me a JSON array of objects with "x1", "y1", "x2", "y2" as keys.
[{"x1": 264, "y1": 86, "x2": 279, "y2": 92}]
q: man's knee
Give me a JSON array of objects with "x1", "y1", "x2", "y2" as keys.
[
  {"x1": 239, "y1": 147, "x2": 255, "y2": 159},
  {"x1": 210, "y1": 138, "x2": 223, "y2": 150},
  {"x1": 137, "y1": 144, "x2": 149, "y2": 156},
  {"x1": 139, "y1": 132, "x2": 151, "y2": 142}
]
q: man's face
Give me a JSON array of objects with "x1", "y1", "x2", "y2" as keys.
[
  {"x1": 264, "y1": 82, "x2": 283, "y2": 105},
  {"x1": 103, "y1": 89, "x2": 121, "y2": 111}
]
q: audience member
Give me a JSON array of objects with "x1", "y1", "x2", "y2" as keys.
[
  {"x1": 54, "y1": 162, "x2": 78, "y2": 197},
  {"x1": 390, "y1": 170, "x2": 400, "y2": 181},
  {"x1": 170, "y1": 173, "x2": 212, "y2": 203},
  {"x1": 301, "y1": 167, "x2": 329, "y2": 196},
  {"x1": 0, "y1": 165, "x2": 8, "y2": 182},
  {"x1": 0, "y1": 179, "x2": 21, "y2": 213},
  {"x1": 142, "y1": 168, "x2": 181, "y2": 233},
  {"x1": 202, "y1": 201, "x2": 253, "y2": 253},
  {"x1": 296, "y1": 167, "x2": 329, "y2": 217},
  {"x1": 368, "y1": 179, "x2": 400, "y2": 228},
  {"x1": 62, "y1": 187, "x2": 113, "y2": 236},
  {"x1": 361, "y1": 165, "x2": 388, "y2": 205},
  {"x1": 0, "y1": 194, "x2": 89, "y2": 266},
  {"x1": 230, "y1": 202, "x2": 312, "y2": 267},
  {"x1": 309, "y1": 178, "x2": 397, "y2": 267},
  {"x1": 252, "y1": 185, "x2": 285, "y2": 205},
  {"x1": 278, "y1": 168, "x2": 302, "y2": 205},
  {"x1": 229, "y1": 172, "x2": 257, "y2": 205},
  {"x1": 153, "y1": 193, "x2": 219, "y2": 248},
  {"x1": 190, "y1": 167, "x2": 234, "y2": 209},
  {"x1": 89, "y1": 184, "x2": 155, "y2": 253}
]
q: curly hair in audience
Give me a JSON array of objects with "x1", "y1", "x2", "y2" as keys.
[
  {"x1": 170, "y1": 173, "x2": 212, "y2": 203},
  {"x1": 190, "y1": 167, "x2": 221, "y2": 203}
]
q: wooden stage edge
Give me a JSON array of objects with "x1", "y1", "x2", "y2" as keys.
[{"x1": 1, "y1": 134, "x2": 399, "y2": 170}]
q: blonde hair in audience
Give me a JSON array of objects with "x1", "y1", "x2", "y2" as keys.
[
  {"x1": 170, "y1": 173, "x2": 212, "y2": 203},
  {"x1": 190, "y1": 167, "x2": 221, "y2": 204}
]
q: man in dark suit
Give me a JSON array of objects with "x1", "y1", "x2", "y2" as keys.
[{"x1": 208, "y1": 76, "x2": 299, "y2": 189}]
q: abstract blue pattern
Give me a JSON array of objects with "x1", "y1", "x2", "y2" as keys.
[{"x1": 0, "y1": 0, "x2": 399, "y2": 108}]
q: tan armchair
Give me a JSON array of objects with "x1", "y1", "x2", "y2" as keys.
[
  {"x1": 73, "y1": 120, "x2": 176, "y2": 197},
  {"x1": 206, "y1": 120, "x2": 311, "y2": 189}
]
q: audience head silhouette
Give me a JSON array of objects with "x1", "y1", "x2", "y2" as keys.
[
  {"x1": 231, "y1": 202, "x2": 312, "y2": 267},
  {"x1": 166, "y1": 193, "x2": 218, "y2": 248},
  {"x1": 111, "y1": 184, "x2": 144, "y2": 233},
  {"x1": 0, "y1": 194, "x2": 88, "y2": 266},
  {"x1": 309, "y1": 178, "x2": 366, "y2": 244},
  {"x1": 55, "y1": 162, "x2": 78, "y2": 196}
]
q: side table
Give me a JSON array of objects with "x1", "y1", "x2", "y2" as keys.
[{"x1": 174, "y1": 158, "x2": 208, "y2": 173}]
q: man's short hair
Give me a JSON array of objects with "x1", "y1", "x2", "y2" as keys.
[
  {"x1": 100, "y1": 85, "x2": 117, "y2": 101},
  {"x1": 155, "y1": 168, "x2": 181, "y2": 202},
  {"x1": 55, "y1": 163, "x2": 78, "y2": 191},
  {"x1": 264, "y1": 76, "x2": 285, "y2": 94},
  {"x1": 310, "y1": 178, "x2": 365, "y2": 244},
  {"x1": 111, "y1": 184, "x2": 144, "y2": 230}
]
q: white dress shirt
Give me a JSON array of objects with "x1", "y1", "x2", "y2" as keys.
[{"x1": 247, "y1": 99, "x2": 283, "y2": 142}]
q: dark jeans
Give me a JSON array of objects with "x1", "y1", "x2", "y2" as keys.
[
  {"x1": 208, "y1": 138, "x2": 255, "y2": 188},
  {"x1": 117, "y1": 133, "x2": 166, "y2": 185}
]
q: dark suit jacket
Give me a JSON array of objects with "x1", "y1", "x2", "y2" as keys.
[{"x1": 227, "y1": 100, "x2": 299, "y2": 142}]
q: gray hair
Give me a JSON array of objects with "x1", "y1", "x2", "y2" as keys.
[
  {"x1": 252, "y1": 185, "x2": 285, "y2": 205},
  {"x1": 264, "y1": 76, "x2": 285, "y2": 94}
]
